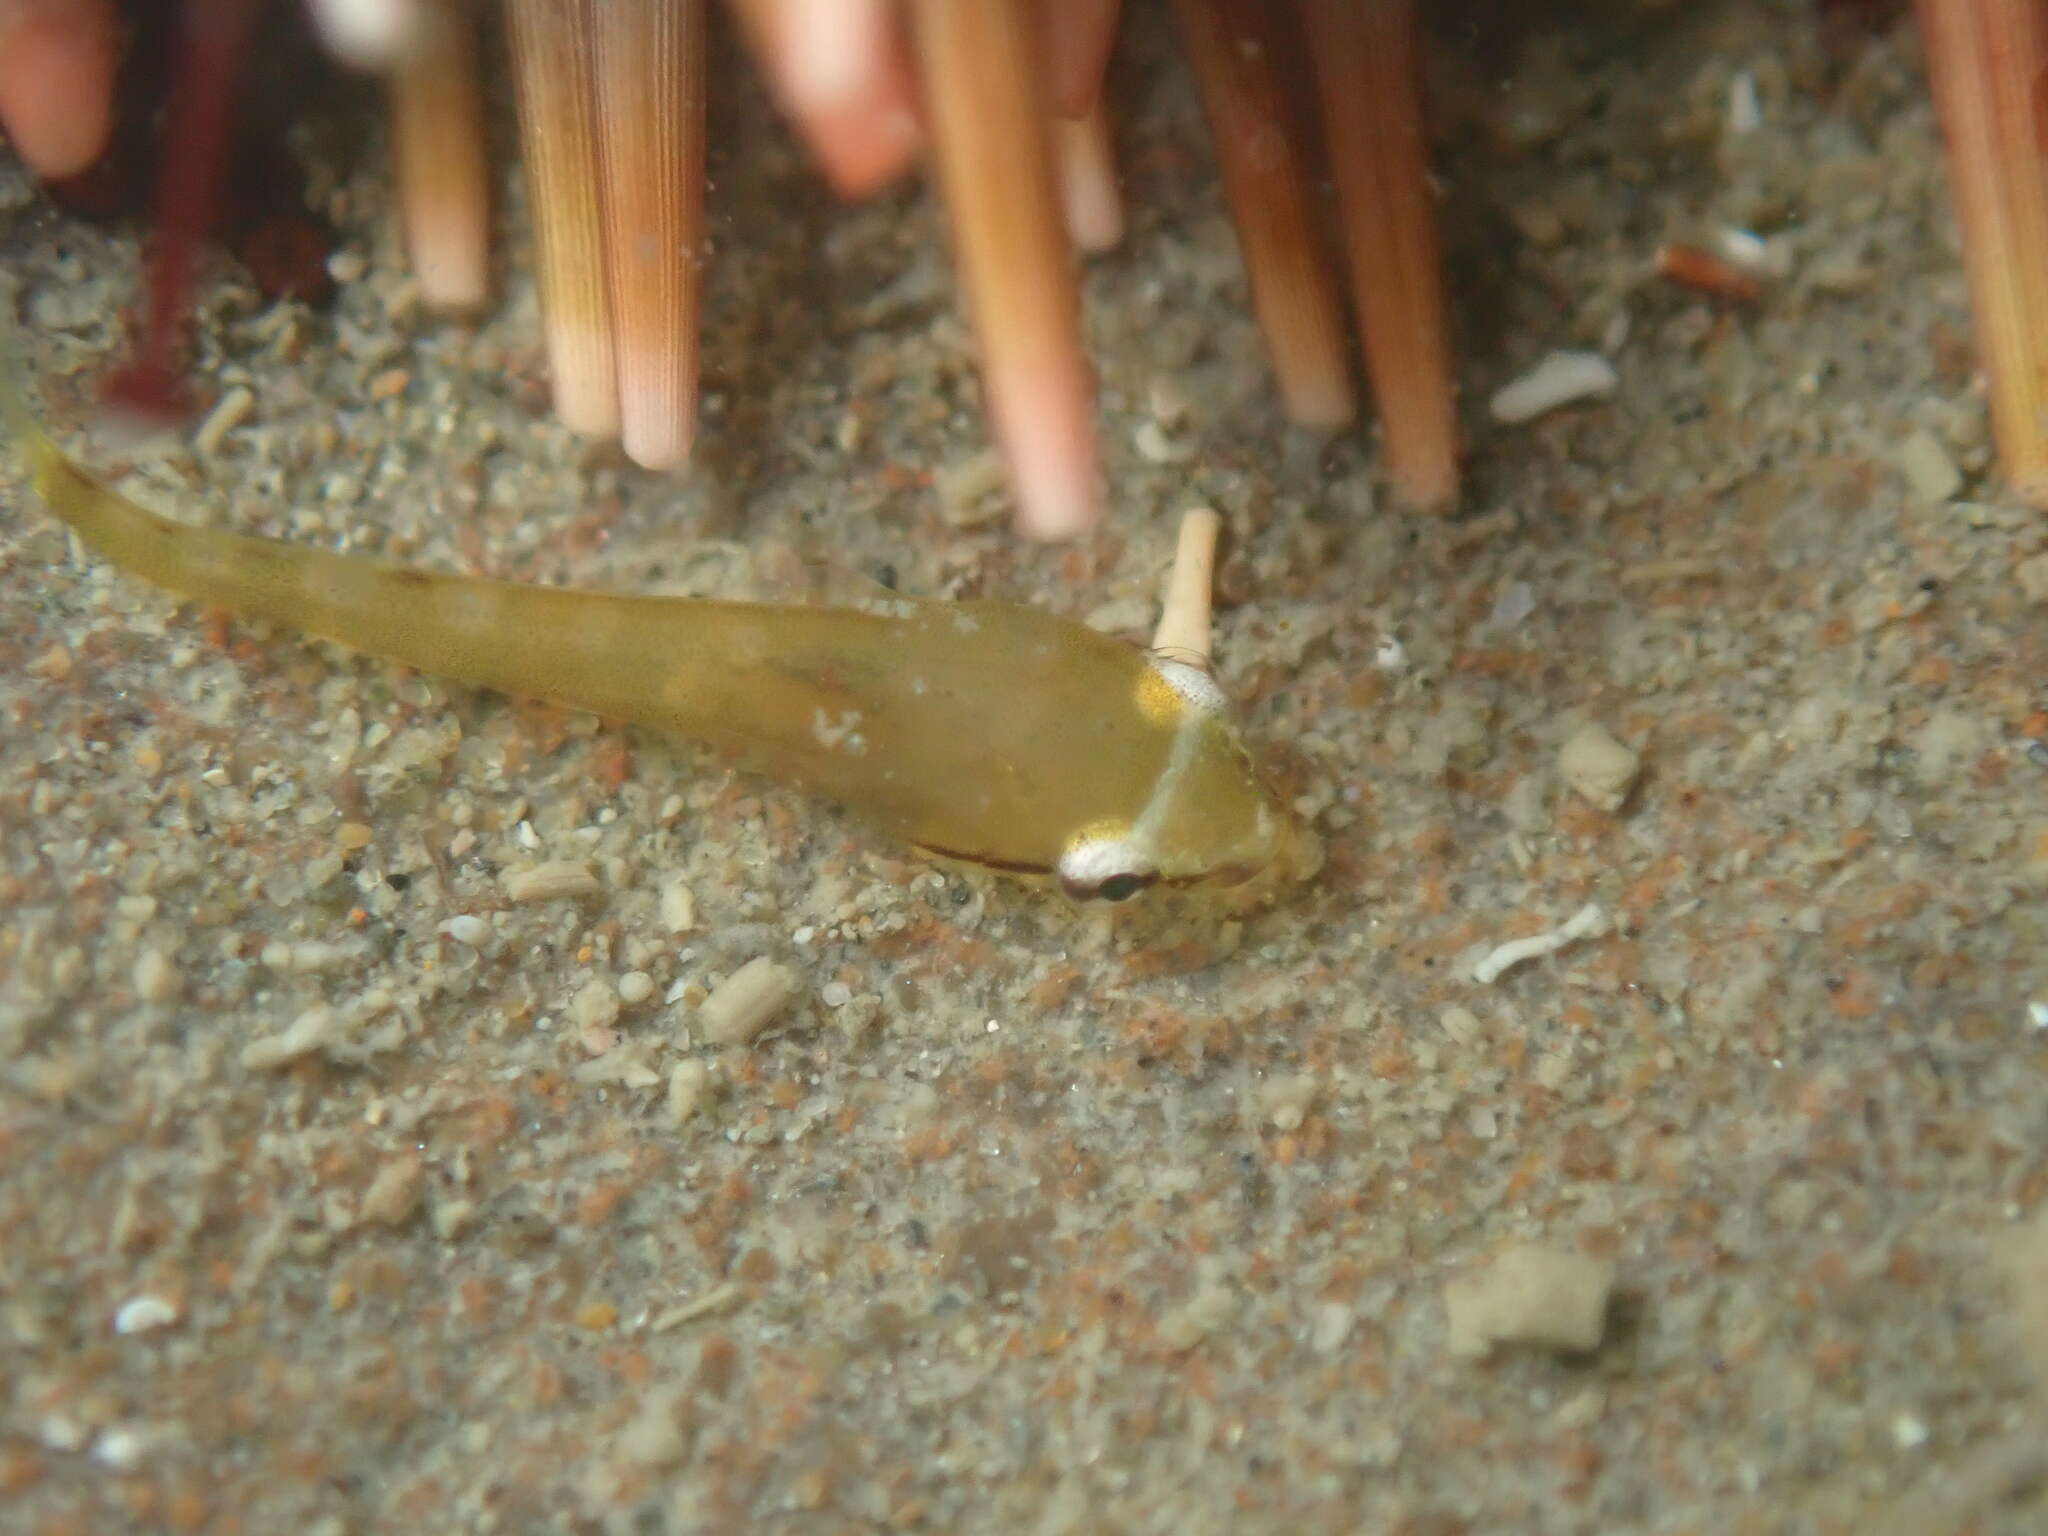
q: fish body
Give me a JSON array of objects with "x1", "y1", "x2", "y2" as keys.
[{"x1": 5, "y1": 355, "x2": 1301, "y2": 902}]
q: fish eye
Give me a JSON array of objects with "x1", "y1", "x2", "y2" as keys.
[
  {"x1": 1096, "y1": 872, "x2": 1150, "y2": 903},
  {"x1": 1058, "y1": 868, "x2": 1158, "y2": 903},
  {"x1": 1057, "y1": 829, "x2": 1158, "y2": 903}
]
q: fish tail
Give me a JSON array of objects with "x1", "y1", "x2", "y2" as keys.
[
  {"x1": 0, "y1": 299, "x2": 254, "y2": 596},
  {"x1": 0, "y1": 303, "x2": 764, "y2": 732},
  {"x1": 0, "y1": 295, "x2": 902, "y2": 766}
]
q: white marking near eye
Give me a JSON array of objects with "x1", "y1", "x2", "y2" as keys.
[
  {"x1": 1058, "y1": 834, "x2": 1151, "y2": 887},
  {"x1": 1147, "y1": 655, "x2": 1226, "y2": 715},
  {"x1": 1128, "y1": 681, "x2": 1215, "y2": 855},
  {"x1": 1063, "y1": 658, "x2": 1239, "y2": 887}
]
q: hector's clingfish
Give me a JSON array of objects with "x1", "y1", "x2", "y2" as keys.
[{"x1": 3, "y1": 338, "x2": 1306, "y2": 905}]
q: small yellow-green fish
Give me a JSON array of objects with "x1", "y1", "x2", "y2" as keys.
[{"x1": 3, "y1": 345, "x2": 1303, "y2": 904}]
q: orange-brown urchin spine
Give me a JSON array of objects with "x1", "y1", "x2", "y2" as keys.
[
  {"x1": 910, "y1": 0, "x2": 1103, "y2": 540},
  {"x1": 1173, "y1": 0, "x2": 1356, "y2": 430},
  {"x1": 507, "y1": 0, "x2": 620, "y2": 440},
  {"x1": 390, "y1": 0, "x2": 491, "y2": 312},
  {"x1": 1298, "y1": 0, "x2": 1459, "y2": 510},
  {"x1": 592, "y1": 0, "x2": 706, "y2": 470},
  {"x1": 1914, "y1": 0, "x2": 2048, "y2": 506}
]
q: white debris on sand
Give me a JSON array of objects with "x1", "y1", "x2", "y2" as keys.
[
  {"x1": 666, "y1": 1059, "x2": 711, "y2": 1125},
  {"x1": 1558, "y1": 722, "x2": 1641, "y2": 811},
  {"x1": 698, "y1": 957, "x2": 800, "y2": 1046},
  {"x1": 241, "y1": 1005, "x2": 355, "y2": 1070},
  {"x1": 1894, "y1": 428, "x2": 1962, "y2": 503},
  {"x1": 359, "y1": 1157, "x2": 424, "y2": 1227},
  {"x1": 502, "y1": 860, "x2": 601, "y2": 903},
  {"x1": 112, "y1": 1295, "x2": 180, "y2": 1335},
  {"x1": 1444, "y1": 1244, "x2": 1616, "y2": 1358},
  {"x1": 440, "y1": 913, "x2": 489, "y2": 946},
  {"x1": 1471, "y1": 903, "x2": 1611, "y2": 985},
  {"x1": 659, "y1": 879, "x2": 698, "y2": 934},
  {"x1": 1488, "y1": 351, "x2": 1619, "y2": 425},
  {"x1": 934, "y1": 449, "x2": 1007, "y2": 528}
]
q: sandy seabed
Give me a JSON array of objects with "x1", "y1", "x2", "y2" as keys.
[{"x1": 2, "y1": 3, "x2": 2044, "y2": 1532}]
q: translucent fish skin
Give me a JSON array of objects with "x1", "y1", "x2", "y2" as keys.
[{"x1": 5, "y1": 380, "x2": 1300, "y2": 899}]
